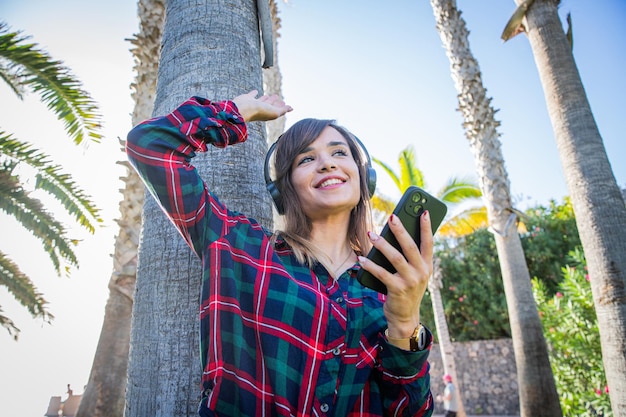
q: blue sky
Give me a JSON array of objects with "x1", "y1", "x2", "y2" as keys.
[{"x1": 1, "y1": 1, "x2": 624, "y2": 416}]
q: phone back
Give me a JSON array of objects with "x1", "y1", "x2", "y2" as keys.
[{"x1": 357, "y1": 186, "x2": 448, "y2": 294}]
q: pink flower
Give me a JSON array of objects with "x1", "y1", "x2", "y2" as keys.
[
  {"x1": 595, "y1": 388, "x2": 602, "y2": 396},
  {"x1": 458, "y1": 297, "x2": 464, "y2": 302},
  {"x1": 585, "y1": 274, "x2": 590, "y2": 281},
  {"x1": 473, "y1": 320, "x2": 478, "y2": 325},
  {"x1": 605, "y1": 385, "x2": 609, "y2": 394},
  {"x1": 449, "y1": 286, "x2": 456, "y2": 291},
  {"x1": 556, "y1": 292, "x2": 563, "y2": 298}
]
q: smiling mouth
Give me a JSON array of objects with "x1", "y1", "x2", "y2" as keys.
[{"x1": 318, "y1": 178, "x2": 344, "y2": 188}]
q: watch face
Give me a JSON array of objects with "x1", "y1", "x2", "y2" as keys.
[{"x1": 410, "y1": 325, "x2": 427, "y2": 351}]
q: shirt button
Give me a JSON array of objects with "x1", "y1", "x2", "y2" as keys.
[
  {"x1": 332, "y1": 347, "x2": 341, "y2": 356},
  {"x1": 335, "y1": 296, "x2": 344, "y2": 303},
  {"x1": 320, "y1": 403, "x2": 329, "y2": 412}
]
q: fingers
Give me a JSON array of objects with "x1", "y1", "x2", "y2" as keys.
[
  {"x1": 232, "y1": 90, "x2": 292, "y2": 122},
  {"x1": 386, "y1": 211, "x2": 434, "y2": 271},
  {"x1": 360, "y1": 211, "x2": 434, "y2": 290},
  {"x1": 418, "y1": 210, "x2": 434, "y2": 269}
]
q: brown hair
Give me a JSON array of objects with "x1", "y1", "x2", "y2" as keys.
[{"x1": 270, "y1": 118, "x2": 373, "y2": 266}]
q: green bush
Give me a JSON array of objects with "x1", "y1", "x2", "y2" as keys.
[
  {"x1": 432, "y1": 198, "x2": 581, "y2": 341},
  {"x1": 532, "y1": 248, "x2": 612, "y2": 416}
]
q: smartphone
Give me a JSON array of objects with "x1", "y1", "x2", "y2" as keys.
[{"x1": 357, "y1": 186, "x2": 448, "y2": 294}]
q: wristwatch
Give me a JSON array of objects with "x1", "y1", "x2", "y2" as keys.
[{"x1": 385, "y1": 324, "x2": 427, "y2": 352}]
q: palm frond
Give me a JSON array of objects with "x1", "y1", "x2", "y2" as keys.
[
  {"x1": 0, "y1": 251, "x2": 54, "y2": 319},
  {"x1": 0, "y1": 22, "x2": 103, "y2": 144},
  {"x1": 0, "y1": 306, "x2": 20, "y2": 340},
  {"x1": 0, "y1": 132, "x2": 102, "y2": 232},
  {"x1": 372, "y1": 157, "x2": 402, "y2": 190},
  {"x1": 370, "y1": 194, "x2": 395, "y2": 215},
  {"x1": 0, "y1": 164, "x2": 79, "y2": 274},
  {"x1": 398, "y1": 146, "x2": 425, "y2": 190},
  {"x1": 437, "y1": 176, "x2": 482, "y2": 204},
  {"x1": 438, "y1": 206, "x2": 489, "y2": 238},
  {"x1": 0, "y1": 250, "x2": 54, "y2": 340},
  {"x1": 0, "y1": 50, "x2": 27, "y2": 98}
]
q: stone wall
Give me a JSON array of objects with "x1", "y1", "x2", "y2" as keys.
[{"x1": 429, "y1": 338, "x2": 519, "y2": 416}]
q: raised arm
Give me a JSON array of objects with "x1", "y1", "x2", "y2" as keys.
[{"x1": 125, "y1": 93, "x2": 291, "y2": 255}]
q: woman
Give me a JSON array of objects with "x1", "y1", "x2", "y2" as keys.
[{"x1": 126, "y1": 90, "x2": 434, "y2": 416}]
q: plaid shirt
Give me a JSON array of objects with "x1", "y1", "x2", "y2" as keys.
[{"x1": 126, "y1": 97, "x2": 433, "y2": 417}]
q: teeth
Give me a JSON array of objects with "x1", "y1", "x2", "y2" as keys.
[{"x1": 319, "y1": 178, "x2": 343, "y2": 188}]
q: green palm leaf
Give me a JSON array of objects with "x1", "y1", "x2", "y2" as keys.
[
  {"x1": 0, "y1": 160, "x2": 79, "y2": 274},
  {"x1": 372, "y1": 145, "x2": 486, "y2": 238},
  {"x1": 438, "y1": 206, "x2": 489, "y2": 237},
  {"x1": 437, "y1": 176, "x2": 483, "y2": 204},
  {"x1": 0, "y1": 132, "x2": 102, "y2": 232},
  {"x1": 398, "y1": 146, "x2": 425, "y2": 189},
  {"x1": 0, "y1": 22, "x2": 102, "y2": 145},
  {"x1": 0, "y1": 251, "x2": 54, "y2": 339},
  {"x1": 0, "y1": 23, "x2": 104, "y2": 339},
  {"x1": 372, "y1": 157, "x2": 402, "y2": 190}
]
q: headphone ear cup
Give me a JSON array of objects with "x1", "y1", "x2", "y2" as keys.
[
  {"x1": 266, "y1": 181, "x2": 285, "y2": 215},
  {"x1": 366, "y1": 167, "x2": 377, "y2": 197}
]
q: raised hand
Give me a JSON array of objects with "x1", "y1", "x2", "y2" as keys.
[{"x1": 232, "y1": 90, "x2": 293, "y2": 122}]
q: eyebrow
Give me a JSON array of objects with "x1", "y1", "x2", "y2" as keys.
[{"x1": 299, "y1": 140, "x2": 348, "y2": 154}]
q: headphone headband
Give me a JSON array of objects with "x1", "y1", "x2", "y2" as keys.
[{"x1": 264, "y1": 132, "x2": 377, "y2": 214}]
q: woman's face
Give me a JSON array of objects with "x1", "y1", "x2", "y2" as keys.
[{"x1": 290, "y1": 126, "x2": 361, "y2": 220}]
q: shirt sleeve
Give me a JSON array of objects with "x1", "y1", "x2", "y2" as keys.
[
  {"x1": 375, "y1": 327, "x2": 434, "y2": 416},
  {"x1": 125, "y1": 96, "x2": 248, "y2": 255}
]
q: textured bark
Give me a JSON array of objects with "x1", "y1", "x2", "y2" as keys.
[
  {"x1": 263, "y1": 0, "x2": 284, "y2": 144},
  {"x1": 263, "y1": 0, "x2": 285, "y2": 228},
  {"x1": 519, "y1": 0, "x2": 626, "y2": 413},
  {"x1": 125, "y1": 1, "x2": 271, "y2": 416},
  {"x1": 429, "y1": 1, "x2": 562, "y2": 416},
  {"x1": 76, "y1": 1, "x2": 165, "y2": 416}
]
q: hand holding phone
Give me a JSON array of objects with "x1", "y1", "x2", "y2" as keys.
[{"x1": 357, "y1": 186, "x2": 447, "y2": 294}]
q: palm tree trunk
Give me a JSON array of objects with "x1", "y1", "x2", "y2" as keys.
[
  {"x1": 263, "y1": 0, "x2": 284, "y2": 144},
  {"x1": 263, "y1": 0, "x2": 286, "y2": 229},
  {"x1": 430, "y1": 258, "x2": 466, "y2": 417},
  {"x1": 519, "y1": 0, "x2": 626, "y2": 412},
  {"x1": 124, "y1": 0, "x2": 272, "y2": 415},
  {"x1": 76, "y1": 1, "x2": 164, "y2": 416},
  {"x1": 429, "y1": 1, "x2": 562, "y2": 415}
]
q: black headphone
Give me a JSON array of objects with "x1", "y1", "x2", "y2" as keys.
[{"x1": 264, "y1": 134, "x2": 377, "y2": 214}]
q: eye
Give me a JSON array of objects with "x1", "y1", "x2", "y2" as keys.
[
  {"x1": 296, "y1": 155, "x2": 314, "y2": 165},
  {"x1": 333, "y1": 148, "x2": 349, "y2": 157}
]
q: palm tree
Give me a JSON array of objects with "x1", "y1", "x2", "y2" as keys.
[
  {"x1": 503, "y1": 0, "x2": 626, "y2": 412},
  {"x1": 372, "y1": 146, "x2": 486, "y2": 236},
  {"x1": 428, "y1": 1, "x2": 562, "y2": 415},
  {"x1": 124, "y1": 0, "x2": 277, "y2": 414},
  {"x1": 372, "y1": 144, "x2": 485, "y2": 417},
  {"x1": 79, "y1": 1, "x2": 285, "y2": 415},
  {"x1": 0, "y1": 22, "x2": 103, "y2": 340},
  {"x1": 75, "y1": 1, "x2": 165, "y2": 415}
]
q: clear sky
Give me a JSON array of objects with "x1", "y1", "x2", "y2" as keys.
[{"x1": 1, "y1": 1, "x2": 624, "y2": 416}]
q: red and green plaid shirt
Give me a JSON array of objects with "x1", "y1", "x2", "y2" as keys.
[{"x1": 126, "y1": 96, "x2": 433, "y2": 417}]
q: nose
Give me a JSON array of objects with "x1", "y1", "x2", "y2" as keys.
[{"x1": 317, "y1": 154, "x2": 336, "y2": 171}]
